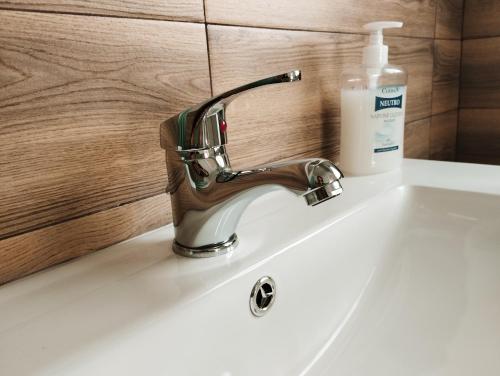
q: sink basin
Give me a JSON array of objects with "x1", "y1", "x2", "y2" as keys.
[
  {"x1": 0, "y1": 160, "x2": 499, "y2": 375},
  {"x1": 294, "y1": 185, "x2": 500, "y2": 375}
]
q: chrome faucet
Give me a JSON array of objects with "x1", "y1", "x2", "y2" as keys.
[{"x1": 160, "y1": 70, "x2": 343, "y2": 257}]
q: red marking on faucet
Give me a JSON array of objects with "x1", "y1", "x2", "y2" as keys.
[{"x1": 220, "y1": 120, "x2": 227, "y2": 133}]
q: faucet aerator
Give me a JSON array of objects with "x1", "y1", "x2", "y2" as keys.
[{"x1": 304, "y1": 181, "x2": 343, "y2": 206}]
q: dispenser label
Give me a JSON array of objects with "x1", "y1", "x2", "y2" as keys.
[
  {"x1": 371, "y1": 86, "x2": 406, "y2": 153},
  {"x1": 375, "y1": 94, "x2": 403, "y2": 111}
]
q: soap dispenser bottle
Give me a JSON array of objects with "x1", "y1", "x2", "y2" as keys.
[{"x1": 340, "y1": 21, "x2": 408, "y2": 175}]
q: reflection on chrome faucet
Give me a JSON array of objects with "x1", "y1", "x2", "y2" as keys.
[{"x1": 160, "y1": 70, "x2": 343, "y2": 257}]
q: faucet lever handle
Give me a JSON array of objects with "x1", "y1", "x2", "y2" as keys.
[{"x1": 161, "y1": 70, "x2": 301, "y2": 152}]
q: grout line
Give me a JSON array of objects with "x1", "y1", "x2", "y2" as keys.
[
  {"x1": 427, "y1": 0, "x2": 439, "y2": 160},
  {"x1": 456, "y1": 0, "x2": 468, "y2": 160},
  {"x1": 201, "y1": 0, "x2": 208, "y2": 23},
  {"x1": 433, "y1": 37, "x2": 462, "y2": 41},
  {"x1": 0, "y1": 6, "x2": 206, "y2": 23},
  {"x1": 457, "y1": 107, "x2": 500, "y2": 110},
  {"x1": 433, "y1": 0, "x2": 439, "y2": 39},
  {"x1": 202, "y1": 0, "x2": 214, "y2": 96},
  {"x1": 462, "y1": 34, "x2": 500, "y2": 40},
  {"x1": 197, "y1": 22, "x2": 437, "y2": 40},
  {"x1": 432, "y1": 108, "x2": 461, "y2": 116},
  {"x1": 406, "y1": 114, "x2": 434, "y2": 125}
]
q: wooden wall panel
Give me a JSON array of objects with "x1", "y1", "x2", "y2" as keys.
[
  {"x1": 208, "y1": 25, "x2": 433, "y2": 168},
  {"x1": 458, "y1": 1, "x2": 500, "y2": 165},
  {"x1": 404, "y1": 118, "x2": 431, "y2": 159},
  {"x1": 432, "y1": 40, "x2": 461, "y2": 114},
  {"x1": 205, "y1": 0, "x2": 436, "y2": 38},
  {"x1": 457, "y1": 109, "x2": 500, "y2": 164},
  {"x1": 1, "y1": 0, "x2": 466, "y2": 284},
  {"x1": 435, "y1": 0, "x2": 464, "y2": 39},
  {"x1": 430, "y1": 111, "x2": 458, "y2": 161},
  {"x1": 463, "y1": 0, "x2": 500, "y2": 38},
  {"x1": 0, "y1": 194, "x2": 170, "y2": 285},
  {"x1": 0, "y1": 11, "x2": 211, "y2": 239},
  {"x1": 0, "y1": 0, "x2": 204, "y2": 22},
  {"x1": 460, "y1": 37, "x2": 500, "y2": 108}
]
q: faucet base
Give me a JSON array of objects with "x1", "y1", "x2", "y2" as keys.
[{"x1": 172, "y1": 234, "x2": 239, "y2": 258}]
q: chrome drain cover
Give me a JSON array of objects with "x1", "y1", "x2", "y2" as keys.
[{"x1": 250, "y1": 276, "x2": 276, "y2": 317}]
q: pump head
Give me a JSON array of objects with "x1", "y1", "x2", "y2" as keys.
[{"x1": 362, "y1": 21, "x2": 403, "y2": 66}]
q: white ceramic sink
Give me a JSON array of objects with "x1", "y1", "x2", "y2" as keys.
[{"x1": 0, "y1": 160, "x2": 499, "y2": 375}]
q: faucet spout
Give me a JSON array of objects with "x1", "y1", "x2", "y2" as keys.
[
  {"x1": 166, "y1": 151, "x2": 343, "y2": 257},
  {"x1": 218, "y1": 159, "x2": 343, "y2": 206}
]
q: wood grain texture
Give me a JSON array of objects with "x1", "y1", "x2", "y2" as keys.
[
  {"x1": 0, "y1": 11, "x2": 210, "y2": 239},
  {"x1": 0, "y1": 0, "x2": 462, "y2": 285},
  {"x1": 404, "y1": 117, "x2": 431, "y2": 159},
  {"x1": 432, "y1": 39, "x2": 461, "y2": 114},
  {"x1": 463, "y1": 0, "x2": 500, "y2": 38},
  {"x1": 205, "y1": 0, "x2": 436, "y2": 38},
  {"x1": 430, "y1": 111, "x2": 458, "y2": 161},
  {"x1": 0, "y1": 194, "x2": 170, "y2": 285},
  {"x1": 459, "y1": 2, "x2": 500, "y2": 164},
  {"x1": 207, "y1": 25, "x2": 434, "y2": 168},
  {"x1": 0, "y1": 0, "x2": 204, "y2": 22},
  {"x1": 460, "y1": 37, "x2": 500, "y2": 108},
  {"x1": 435, "y1": 0, "x2": 464, "y2": 39},
  {"x1": 457, "y1": 109, "x2": 500, "y2": 164}
]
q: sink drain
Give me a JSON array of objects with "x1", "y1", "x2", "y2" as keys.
[{"x1": 250, "y1": 276, "x2": 276, "y2": 317}]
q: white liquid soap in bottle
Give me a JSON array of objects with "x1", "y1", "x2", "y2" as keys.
[{"x1": 340, "y1": 21, "x2": 408, "y2": 175}]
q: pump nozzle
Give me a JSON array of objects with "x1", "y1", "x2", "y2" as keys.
[{"x1": 362, "y1": 21, "x2": 403, "y2": 66}]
